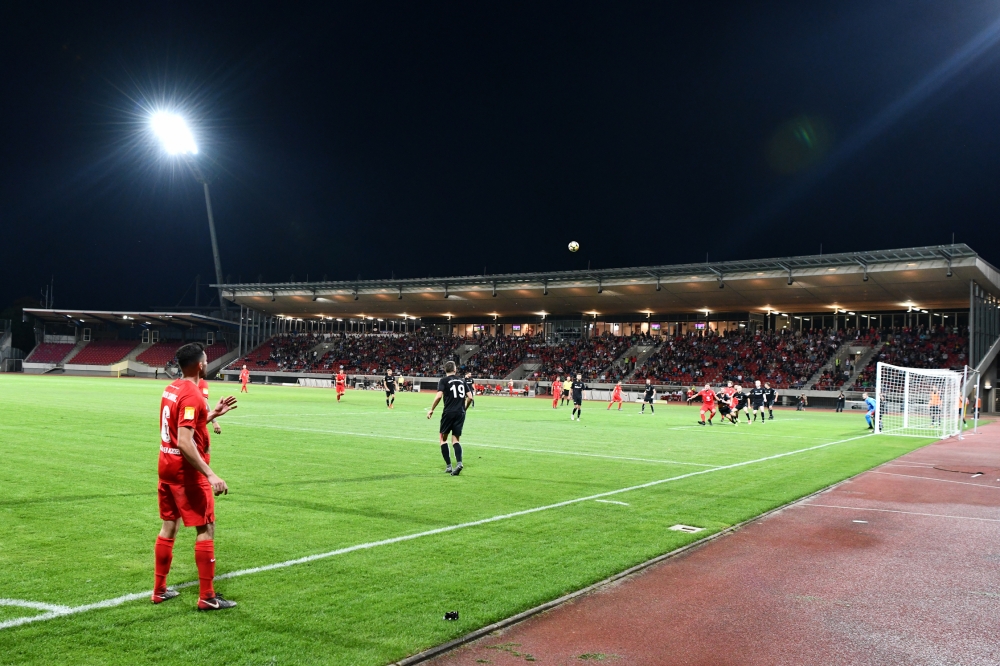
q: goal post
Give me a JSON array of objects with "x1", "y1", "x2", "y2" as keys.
[{"x1": 874, "y1": 362, "x2": 963, "y2": 438}]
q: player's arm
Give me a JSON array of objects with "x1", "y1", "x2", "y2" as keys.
[
  {"x1": 176, "y1": 426, "x2": 228, "y2": 495},
  {"x1": 427, "y1": 391, "x2": 444, "y2": 419},
  {"x1": 207, "y1": 396, "x2": 238, "y2": 423}
]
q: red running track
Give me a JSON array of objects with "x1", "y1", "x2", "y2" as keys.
[{"x1": 426, "y1": 425, "x2": 1000, "y2": 666}]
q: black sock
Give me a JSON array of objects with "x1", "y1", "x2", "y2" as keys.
[
  {"x1": 768, "y1": 409, "x2": 773, "y2": 417},
  {"x1": 390, "y1": 397, "x2": 395, "y2": 406},
  {"x1": 386, "y1": 398, "x2": 390, "y2": 406},
  {"x1": 440, "y1": 443, "x2": 451, "y2": 465},
  {"x1": 453, "y1": 442, "x2": 462, "y2": 463},
  {"x1": 650, "y1": 405, "x2": 654, "y2": 413}
]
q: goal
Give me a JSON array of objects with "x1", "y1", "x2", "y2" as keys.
[{"x1": 874, "y1": 362, "x2": 964, "y2": 438}]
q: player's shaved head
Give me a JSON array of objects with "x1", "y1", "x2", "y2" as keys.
[{"x1": 176, "y1": 342, "x2": 206, "y2": 372}]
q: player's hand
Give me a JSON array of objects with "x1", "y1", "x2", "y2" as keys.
[
  {"x1": 213, "y1": 422, "x2": 222, "y2": 435},
  {"x1": 207, "y1": 474, "x2": 228, "y2": 496},
  {"x1": 215, "y1": 396, "x2": 238, "y2": 416},
  {"x1": 426, "y1": 409, "x2": 433, "y2": 419}
]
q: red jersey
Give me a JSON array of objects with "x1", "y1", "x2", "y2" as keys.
[
  {"x1": 335, "y1": 372, "x2": 346, "y2": 386},
  {"x1": 552, "y1": 380, "x2": 562, "y2": 393},
  {"x1": 198, "y1": 378, "x2": 212, "y2": 463},
  {"x1": 697, "y1": 389, "x2": 716, "y2": 407},
  {"x1": 159, "y1": 378, "x2": 210, "y2": 485},
  {"x1": 611, "y1": 386, "x2": 622, "y2": 400},
  {"x1": 239, "y1": 368, "x2": 249, "y2": 383}
]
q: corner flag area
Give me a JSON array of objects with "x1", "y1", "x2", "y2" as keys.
[{"x1": 0, "y1": 375, "x2": 937, "y2": 665}]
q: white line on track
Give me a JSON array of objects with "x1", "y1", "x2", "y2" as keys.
[
  {"x1": 0, "y1": 432, "x2": 870, "y2": 632},
  {"x1": 871, "y1": 471, "x2": 1000, "y2": 489},
  {"x1": 802, "y1": 503, "x2": 1000, "y2": 523},
  {"x1": 228, "y1": 422, "x2": 722, "y2": 467},
  {"x1": 882, "y1": 463, "x2": 941, "y2": 469}
]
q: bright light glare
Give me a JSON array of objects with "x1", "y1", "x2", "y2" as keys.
[{"x1": 150, "y1": 113, "x2": 198, "y2": 155}]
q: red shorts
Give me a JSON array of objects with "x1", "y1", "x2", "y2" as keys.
[
  {"x1": 336, "y1": 385, "x2": 345, "y2": 394},
  {"x1": 700, "y1": 405, "x2": 716, "y2": 414},
  {"x1": 158, "y1": 480, "x2": 215, "y2": 527}
]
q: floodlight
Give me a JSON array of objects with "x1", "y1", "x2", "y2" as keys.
[{"x1": 151, "y1": 113, "x2": 198, "y2": 155}]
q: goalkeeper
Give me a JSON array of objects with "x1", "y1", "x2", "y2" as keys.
[{"x1": 863, "y1": 392, "x2": 876, "y2": 431}]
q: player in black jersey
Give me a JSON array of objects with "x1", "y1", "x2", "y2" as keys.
[
  {"x1": 749, "y1": 380, "x2": 767, "y2": 423},
  {"x1": 427, "y1": 361, "x2": 466, "y2": 475},
  {"x1": 716, "y1": 389, "x2": 733, "y2": 423},
  {"x1": 384, "y1": 369, "x2": 397, "y2": 409},
  {"x1": 640, "y1": 379, "x2": 656, "y2": 414},
  {"x1": 464, "y1": 372, "x2": 475, "y2": 410},
  {"x1": 570, "y1": 373, "x2": 587, "y2": 421},
  {"x1": 764, "y1": 382, "x2": 777, "y2": 420},
  {"x1": 732, "y1": 385, "x2": 750, "y2": 424}
]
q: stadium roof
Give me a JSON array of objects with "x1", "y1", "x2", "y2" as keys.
[
  {"x1": 25, "y1": 310, "x2": 238, "y2": 329},
  {"x1": 217, "y1": 244, "x2": 999, "y2": 321}
]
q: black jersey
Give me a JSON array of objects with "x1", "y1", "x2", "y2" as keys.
[
  {"x1": 438, "y1": 374, "x2": 468, "y2": 414},
  {"x1": 733, "y1": 391, "x2": 749, "y2": 409},
  {"x1": 464, "y1": 377, "x2": 474, "y2": 396},
  {"x1": 571, "y1": 380, "x2": 587, "y2": 402},
  {"x1": 643, "y1": 385, "x2": 656, "y2": 402},
  {"x1": 764, "y1": 388, "x2": 777, "y2": 403},
  {"x1": 749, "y1": 387, "x2": 766, "y2": 405},
  {"x1": 384, "y1": 373, "x2": 397, "y2": 392}
]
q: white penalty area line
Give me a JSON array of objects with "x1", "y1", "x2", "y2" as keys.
[
  {"x1": 802, "y1": 503, "x2": 1000, "y2": 523},
  {"x1": 594, "y1": 500, "x2": 630, "y2": 506},
  {"x1": 227, "y1": 422, "x2": 721, "y2": 468},
  {"x1": 0, "y1": 432, "x2": 870, "y2": 632}
]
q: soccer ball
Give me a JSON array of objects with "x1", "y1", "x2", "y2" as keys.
[{"x1": 568, "y1": 241, "x2": 580, "y2": 252}]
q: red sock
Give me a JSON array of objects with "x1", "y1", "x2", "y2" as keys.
[
  {"x1": 194, "y1": 540, "x2": 216, "y2": 600},
  {"x1": 154, "y1": 536, "x2": 175, "y2": 594}
]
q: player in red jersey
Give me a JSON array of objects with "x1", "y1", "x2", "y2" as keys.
[
  {"x1": 688, "y1": 382, "x2": 717, "y2": 425},
  {"x1": 508, "y1": 380, "x2": 515, "y2": 396},
  {"x1": 153, "y1": 342, "x2": 238, "y2": 611},
  {"x1": 199, "y1": 377, "x2": 223, "y2": 435},
  {"x1": 238, "y1": 365, "x2": 249, "y2": 393},
  {"x1": 607, "y1": 381, "x2": 624, "y2": 411},
  {"x1": 335, "y1": 367, "x2": 347, "y2": 402},
  {"x1": 551, "y1": 377, "x2": 563, "y2": 409}
]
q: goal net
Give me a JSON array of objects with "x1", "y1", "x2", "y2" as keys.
[{"x1": 874, "y1": 362, "x2": 963, "y2": 438}]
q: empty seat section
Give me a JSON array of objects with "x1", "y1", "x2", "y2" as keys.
[
  {"x1": 67, "y1": 340, "x2": 139, "y2": 365},
  {"x1": 26, "y1": 343, "x2": 77, "y2": 364},
  {"x1": 136, "y1": 342, "x2": 183, "y2": 367}
]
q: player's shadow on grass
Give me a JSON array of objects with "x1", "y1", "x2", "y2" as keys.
[
  {"x1": 0, "y1": 491, "x2": 148, "y2": 507},
  {"x1": 238, "y1": 491, "x2": 444, "y2": 526}
]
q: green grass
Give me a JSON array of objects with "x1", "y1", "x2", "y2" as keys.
[{"x1": 0, "y1": 375, "x2": 934, "y2": 665}]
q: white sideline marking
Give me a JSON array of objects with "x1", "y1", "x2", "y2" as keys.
[
  {"x1": 0, "y1": 433, "x2": 870, "y2": 632},
  {"x1": 229, "y1": 422, "x2": 722, "y2": 468},
  {"x1": 871, "y1": 472, "x2": 1000, "y2": 489},
  {"x1": 804, "y1": 503, "x2": 1000, "y2": 523},
  {"x1": 0, "y1": 599, "x2": 72, "y2": 613},
  {"x1": 594, "y1": 500, "x2": 630, "y2": 506}
]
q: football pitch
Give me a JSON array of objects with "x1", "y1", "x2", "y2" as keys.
[{"x1": 0, "y1": 375, "x2": 935, "y2": 666}]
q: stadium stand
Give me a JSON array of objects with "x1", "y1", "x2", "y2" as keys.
[
  {"x1": 534, "y1": 334, "x2": 632, "y2": 381},
  {"x1": 631, "y1": 329, "x2": 843, "y2": 388},
  {"x1": 229, "y1": 333, "x2": 321, "y2": 372},
  {"x1": 66, "y1": 340, "x2": 139, "y2": 365},
  {"x1": 464, "y1": 334, "x2": 543, "y2": 379},
  {"x1": 25, "y1": 342, "x2": 76, "y2": 364},
  {"x1": 135, "y1": 342, "x2": 228, "y2": 367},
  {"x1": 313, "y1": 333, "x2": 463, "y2": 375},
  {"x1": 136, "y1": 342, "x2": 182, "y2": 367},
  {"x1": 852, "y1": 326, "x2": 969, "y2": 389}
]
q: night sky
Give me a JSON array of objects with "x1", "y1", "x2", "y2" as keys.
[{"x1": 4, "y1": 2, "x2": 1000, "y2": 313}]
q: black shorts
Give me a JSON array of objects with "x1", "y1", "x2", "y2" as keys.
[
  {"x1": 440, "y1": 411, "x2": 466, "y2": 437},
  {"x1": 562, "y1": 389, "x2": 570, "y2": 397},
  {"x1": 718, "y1": 403, "x2": 731, "y2": 415},
  {"x1": 385, "y1": 388, "x2": 395, "y2": 397},
  {"x1": 736, "y1": 403, "x2": 747, "y2": 411},
  {"x1": 752, "y1": 401, "x2": 765, "y2": 410},
  {"x1": 767, "y1": 399, "x2": 775, "y2": 408},
  {"x1": 573, "y1": 396, "x2": 583, "y2": 406},
  {"x1": 643, "y1": 396, "x2": 654, "y2": 404}
]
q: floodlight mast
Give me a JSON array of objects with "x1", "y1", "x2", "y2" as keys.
[{"x1": 151, "y1": 112, "x2": 228, "y2": 316}]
